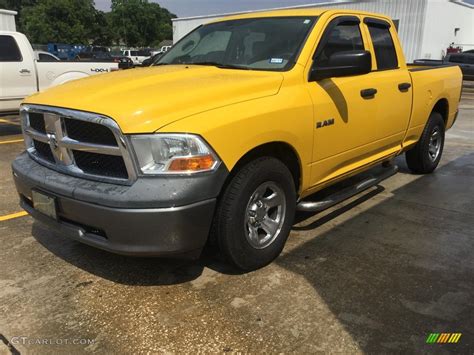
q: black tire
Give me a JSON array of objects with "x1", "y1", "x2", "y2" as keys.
[
  {"x1": 212, "y1": 157, "x2": 296, "y2": 271},
  {"x1": 405, "y1": 112, "x2": 445, "y2": 174}
]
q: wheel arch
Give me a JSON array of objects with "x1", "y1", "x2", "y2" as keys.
[
  {"x1": 225, "y1": 141, "x2": 302, "y2": 195},
  {"x1": 51, "y1": 71, "x2": 89, "y2": 86},
  {"x1": 432, "y1": 98, "x2": 449, "y2": 127}
]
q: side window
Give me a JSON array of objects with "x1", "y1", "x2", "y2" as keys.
[
  {"x1": 38, "y1": 53, "x2": 49, "y2": 62},
  {"x1": 314, "y1": 20, "x2": 364, "y2": 67},
  {"x1": 367, "y1": 23, "x2": 398, "y2": 70},
  {"x1": 137, "y1": 50, "x2": 151, "y2": 57},
  {"x1": 0, "y1": 35, "x2": 22, "y2": 62}
]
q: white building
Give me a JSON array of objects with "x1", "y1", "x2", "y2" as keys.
[
  {"x1": 172, "y1": 0, "x2": 474, "y2": 62},
  {"x1": 0, "y1": 9, "x2": 16, "y2": 31}
]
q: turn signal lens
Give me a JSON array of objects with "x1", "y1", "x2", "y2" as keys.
[{"x1": 168, "y1": 154, "x2": 216, "y2": 172}]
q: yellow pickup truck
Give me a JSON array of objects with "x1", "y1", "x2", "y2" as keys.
[{"x1": 13, "y1": 9, "x2": 462, "y2": 271}]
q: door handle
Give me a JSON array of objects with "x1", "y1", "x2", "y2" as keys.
[
  {"x1": 19, "y1": 69, "x2": 31, "y2": 74},
  {"x1": 398, "y1": 82, "x2": 411, "y2": 91},
  {"x1": 360, "y1": 88, "x2": 377, "y2": 98}
]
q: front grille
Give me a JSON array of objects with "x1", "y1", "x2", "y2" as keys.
[
  {"x1": 33, "y1": 140, "x2": 54, "y2": 162},
  {"x1": 73, "y1": 150, "x2": 128, "y2": 179},
  {"x1": 22, "y1": 106, "x2": 135, "y2": 184},
  {"x1": 64, "y1": 118, "x2": 118, "y2": 146},
  {"x1": 29, "y1": 112, "x2": 46, "y2": 133}
]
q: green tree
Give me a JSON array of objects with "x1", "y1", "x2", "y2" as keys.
[
  {"x1": 2, "y1": 0, "x2": 175, "y2": 46},
  {"x1": 19, "y1": 0, "x2": 108, "y2": 44},
  {"x1": 110, "y1": 0, "x2": 175, "y2": 47},
  {"x1": 92, "y1": 10, "x2": 115, "y2": 45},
  {"x1": 0, "y1": 0, "x2": 38, "y2": 13}
]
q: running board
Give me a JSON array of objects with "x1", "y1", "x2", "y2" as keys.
[{"x1": 296, "y1": 165, "x2": 398, "y2": 212}]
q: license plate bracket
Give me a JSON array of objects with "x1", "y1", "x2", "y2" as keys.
[{"x1": 32, "y1": 190, "x2": 57, "y2": 220}]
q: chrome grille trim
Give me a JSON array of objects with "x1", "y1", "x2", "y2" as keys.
[
  {"x1": 21, "y1": 104, "x2": 137, "y2": 185},
  {"x1": 60, "y1": 137, "x2": 122, "y2": 156}
]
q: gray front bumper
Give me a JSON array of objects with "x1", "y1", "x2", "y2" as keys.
[{"x1": 12, "y1": 152, "x2": 227, "y2": 257}]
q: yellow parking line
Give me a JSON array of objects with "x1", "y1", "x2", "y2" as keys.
[
  {"x1": 0, "y1": 139, "x2": 23, "y2": 145},
  {"x1": 0, "y1": 118, "x2": 20, "y2": 126},
  {"x1": 0, "y1": 211, "x2": 28, "y2": 222}
]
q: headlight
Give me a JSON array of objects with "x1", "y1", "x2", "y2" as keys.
[{"x1": 130, "y1": 134, "x2": 220, "y2": 175}]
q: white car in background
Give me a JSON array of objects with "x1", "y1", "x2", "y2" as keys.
[
  {"x1": 0, "y1": 31, "x2": 119, "y2": 113},
  {"x1": 160, "y1": 45, "x2": 172, "y2": 53},
  {"x1": 122, "y1": 49, "x2": 151, "y2": 65}
]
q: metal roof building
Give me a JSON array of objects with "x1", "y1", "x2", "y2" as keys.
[
  {"x1": 0, "y1": 9, "x2": 17, "y2": 31},
  {"x1": 172, "y1": 0, "x2": 474, "y2": 62}
]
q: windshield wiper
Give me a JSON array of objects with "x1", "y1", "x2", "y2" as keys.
[
  {"x1": 154, "y1": 62, "x2": 251, "y2": 70},
  {"x1": 190, "y1": 62, "x2": 251, "y2": 70}
]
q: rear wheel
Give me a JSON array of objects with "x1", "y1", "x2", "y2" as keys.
[
  {"x1": 406, "y1": 112, "x2": 445, "y2": 174},
  {"x1": 212, "y1": 157, "x2": 296, "y2": 271}
]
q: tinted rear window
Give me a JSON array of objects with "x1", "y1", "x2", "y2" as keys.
[
  {"x1": 367, "y1": 24, "x2": 398, "y2": 70},
  {"x1": 0, "y1": 35, "x2": 22, "y2": 62}
]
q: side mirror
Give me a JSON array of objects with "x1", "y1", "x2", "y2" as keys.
[{"x1": 310, "y1": 50, "x2": 372, "y2": 81}]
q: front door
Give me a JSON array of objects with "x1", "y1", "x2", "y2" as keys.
[{"x1": 306, "y1": 16, "x2": 380, "y2": 188}]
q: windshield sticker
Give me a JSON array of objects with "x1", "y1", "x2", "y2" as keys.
[
  {"x1": 304, "y1": 19, "x2": 311, "y2": 24},
  {"x1": 270, "y1": 58, "x2": 284, "y2": 64}
]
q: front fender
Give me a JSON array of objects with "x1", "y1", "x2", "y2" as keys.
[{"x1": 159, "y1": 86, "x2": 314, "y2": 192}]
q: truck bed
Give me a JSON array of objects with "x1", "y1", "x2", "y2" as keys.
[
  {"x1": 407, "y1": 63, "x2": 457, "y2": 71},
  {"x1": 402, "y1": 64, "x2": 463, "y2": 149}
]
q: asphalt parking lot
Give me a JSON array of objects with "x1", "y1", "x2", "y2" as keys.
[{"x1": 0, "y1": 86, "x2": 473, "y2": 354}]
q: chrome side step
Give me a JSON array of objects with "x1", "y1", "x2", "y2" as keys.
[{"x1": 296, "y1": 165, "x2": 398, "y2": 212}]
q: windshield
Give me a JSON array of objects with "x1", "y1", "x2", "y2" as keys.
[{"x1": 156, "y1": 17, "x2": 317, "y2": 71}]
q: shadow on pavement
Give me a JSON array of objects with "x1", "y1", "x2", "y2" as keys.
[
  {"x1": 0, "y1": 121, "x2": 22, "y2": 137},
  {"x1": 32, "y1": 223, "x2": 207, "y2": 285},
  {"x1": 32, "y1": 225, "x2": 245, "y2": 286},
  {"x1": 276, "y1": 153, "x2": 474, "y2": 352}
]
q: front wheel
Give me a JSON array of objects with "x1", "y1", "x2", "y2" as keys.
[
  {"x1": 405, "y1": 112, "x2": 445, "y2": 174},
  {"x1": 212, "y1": 157, "x2": 296, "y2": 271}
]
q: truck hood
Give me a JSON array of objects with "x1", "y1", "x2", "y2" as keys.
[{"x1": 24, "y1": 65, "x2": 284, "y2": 133}]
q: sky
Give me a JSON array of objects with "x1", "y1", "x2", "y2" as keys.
[{"x1": 94, "y1": 0, "x2": 474, "y2": 17}]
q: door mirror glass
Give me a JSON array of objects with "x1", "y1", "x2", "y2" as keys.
[{"x1": 309, "y1": 50, "x2": 372, "y2": 81}]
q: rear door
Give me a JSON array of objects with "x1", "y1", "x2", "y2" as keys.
[
  {"x1": 0, "y1": 34, "x2": 36, "y2": 100},
  {"x1": 362, "y1": 17, "x2": 412, "y2": 151}
]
